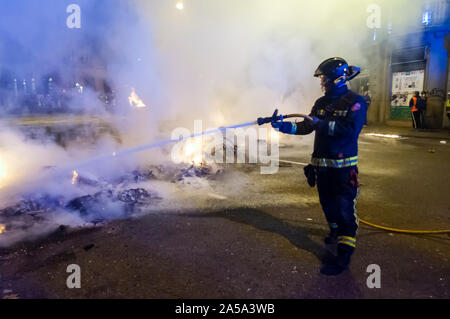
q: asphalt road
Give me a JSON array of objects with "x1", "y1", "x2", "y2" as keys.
[{"x1": 0, "y1": 128, "x2": 449, "y2": 299}]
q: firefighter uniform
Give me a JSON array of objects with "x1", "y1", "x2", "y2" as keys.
[
  {"x1": 295, "y1": 85, "x2": 367, "y2": 260},
  {"x1": 270, "y1": 57, "x2": 366, "y2": 273}
]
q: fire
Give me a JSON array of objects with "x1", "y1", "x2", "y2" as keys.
[
  {"x1": 128, "y1": 88, "x2": 146, "y2": 108},
  {"x1": 72, "y1": 170, "x2": 79, "y2": 185},
  {"x1": 183, "y1": 138, "x2": 204, "y2": 166},
  {"x1": 173, "y1": 137, "x2": 204, "y2": 166},
  {"x1": 0, "y1": 224, "x2": 5, "y2": 234}
]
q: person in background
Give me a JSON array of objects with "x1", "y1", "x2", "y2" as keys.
[
  {"x1": 446, "y1": 92, "x2": 450, "y2": 128},
  {"x1": 409, "y1": 91, "x2": 422, "y2": 129},
  {"x1": 418, "y1": 91, "x2": 427, "y2": 129}
]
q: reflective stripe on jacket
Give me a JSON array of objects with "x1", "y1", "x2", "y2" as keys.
[
  {"x1": 311, "y1": 156, "x2": 358, "y2": 168},
  {"x1": 411, "y1": 97, "x2": 418, "y2": 112}
]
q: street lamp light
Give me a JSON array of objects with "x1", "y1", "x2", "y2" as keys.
[{"x1": 176, "y1": 2, "x2": 184, "y2": 10}]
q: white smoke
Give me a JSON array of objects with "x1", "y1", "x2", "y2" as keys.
[{"x1": 0, "y1": 0, "x2": 426, "y2": 246}]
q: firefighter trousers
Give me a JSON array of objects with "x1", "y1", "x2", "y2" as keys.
[{"x1": 316, "y1": 166, "x2": 360, "y2": 253}]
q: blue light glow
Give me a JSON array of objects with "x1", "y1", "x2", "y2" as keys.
[{"x1": 422, "y1": 11, "x2": 432, "y2": 26}]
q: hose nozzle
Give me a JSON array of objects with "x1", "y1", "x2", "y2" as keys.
[{"x1": 257, "y1": 109, "x2": 284, "y2": 126}]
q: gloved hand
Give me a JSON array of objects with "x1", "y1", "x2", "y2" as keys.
[
  {"x1": 305, "y1": 116, "x2": 320, "y2": 128},
  {"x1": 271, "y1": 121, "x2": 297, "y2": 134}
]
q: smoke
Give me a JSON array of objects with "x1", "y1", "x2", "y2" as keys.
[
  {"x1": 135, "y1": 0, "x2": 424, "y2": 127},
  {"x1": 0, "y1": 0, "x2": 426, "y2": 245},
  {"x1": 0, "y1": 0, "x2": 426, "y2": 146}
]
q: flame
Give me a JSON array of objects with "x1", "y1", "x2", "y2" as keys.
[
  {"x1": 174, "y1": 137, "x2": 204, "y2": 166},
  {"x1": 184, "y1": 138, "x2": 204, "y2": 166},
  {"x1": 0, "y1": 224, "x2": 5, "y2": 234},
  {"x1": 128, "y1": 88, "x2": 146, "y2": 108},
  {"x1": 72, "y1": 170, "x2": 79, "y2": 185}
]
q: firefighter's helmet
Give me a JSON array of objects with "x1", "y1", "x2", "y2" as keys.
[{"x1": 314, "y1": 57, "x2": 360, "y2": 90}]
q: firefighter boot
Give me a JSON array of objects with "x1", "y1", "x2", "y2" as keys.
[
  {"x1": 320, "y1": 243, "x2": 354, "y2": 276},
  {"x1": 324, "y1": 226, "x2": 338, "y2": 244},
  {"x1": 336, "y1": 243, "x2": 354, "y2": 270}
]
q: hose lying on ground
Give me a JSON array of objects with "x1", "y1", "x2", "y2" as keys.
[
  {"x1": 276, "y1": 159, "x2": 450, "y2": 235},
  {"x1": 359, "y1": 219, "x2": 450, "y2": 235}
]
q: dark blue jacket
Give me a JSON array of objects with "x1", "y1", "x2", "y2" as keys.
[{"x1": 295, "y1": 86, "x2": 368, "y2": 165}]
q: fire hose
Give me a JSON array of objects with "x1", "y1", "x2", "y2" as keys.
[
  {"x1": 358, "y1": 219, "x2": 450, "y2": 235},
  {"x1": 264, "y1": 110, "x2": 450, "y2": 235}
]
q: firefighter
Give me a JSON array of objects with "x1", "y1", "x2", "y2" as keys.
[{"x1": 271, "y1": 57, "x2": 367, "y2": 275}]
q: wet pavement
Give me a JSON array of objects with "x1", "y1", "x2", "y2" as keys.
[{"x1": 0, "y1": 126, "x2": 449, "y2": 299}]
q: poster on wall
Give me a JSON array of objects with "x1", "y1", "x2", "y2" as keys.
[{"x1": 391, "y1": 70, "x2": 425, "y2": 119}]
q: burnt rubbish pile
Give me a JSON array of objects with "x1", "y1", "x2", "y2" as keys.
[{"x1": 0, "y1": 162, "x2": 223, "y2": 238}]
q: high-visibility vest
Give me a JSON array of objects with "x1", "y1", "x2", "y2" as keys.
[{"x1": 411, "y1": 97, "x2": 418, "y2": 112}]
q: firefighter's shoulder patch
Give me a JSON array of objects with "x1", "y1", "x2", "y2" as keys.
[{"x1": 351, "y1": 103, "x2": 361, "y2": 112}]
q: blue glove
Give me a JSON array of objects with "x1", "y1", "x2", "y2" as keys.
[
  {"x1": 271, "y1": 121, "x2": 297, "y2": 134},
  {"x1": 305, "y1": 116, "x2": 320, "y2": 128}
]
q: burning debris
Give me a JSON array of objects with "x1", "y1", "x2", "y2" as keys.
[
  {"x1": 176, "y1": 164, "x2": 221, "y2": 180},
  {"x1": 70, "y1": 171, "x2": 100, "y2": 187},
  {"x1": 117, "y1": 188, "x2": 154, "y2": 204},
  {"x1": 0, "y1": 197, "x2": 64, "y2": 238},
  {"x1": 0, "y1": 198, "x2": 61, "y2": 217},
  {"x1": 0, "y1": 159, "x2": 224, "y2": 246},
  {"x1": 64, "y1": 188, "x2": 157, "y2": 222},
  {"x1": 111, "y1": 167, "x2": 160, "y2": 185},
  {"x1": 65, "y1": 192, "x2": 110, "y2": 218},
  {"x1": 115, "y1": 163, "x2": 223, "y2": 185},
  {"x1": 0, "y1": 186, "x2": 161, "y2": 235},
  {"x1": 131, "y1": 168, "x2": 157, "y2": 183}
]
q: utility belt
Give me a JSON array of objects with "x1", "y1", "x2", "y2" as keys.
[{"x1": 304, "y1": 156, "x2": 358, "y2": 187}]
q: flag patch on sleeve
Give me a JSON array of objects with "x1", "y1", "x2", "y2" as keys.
[{"x1": 351, "y1": 103, "x2": 361, "y2": 111}]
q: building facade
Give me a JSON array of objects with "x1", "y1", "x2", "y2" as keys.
[{"x1": 359, "y1": 0, "x2": 450, "y2": 128}]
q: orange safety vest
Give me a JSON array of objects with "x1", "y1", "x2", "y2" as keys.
[{"x1": 411, "y1": 97, "x2": 418, "y2": 112}]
